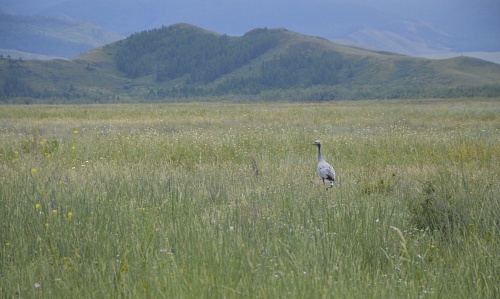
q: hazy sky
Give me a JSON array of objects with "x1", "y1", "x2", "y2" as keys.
[{"x1": 4, "y1": 0, "x2": 499, "y2": 34}]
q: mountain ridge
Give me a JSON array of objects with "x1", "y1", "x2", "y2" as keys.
[
  {"x1": 3, "y1": 0, "x2": 499, "y2": 61},
  {"x1": 1, "y1": 24, "x2": 499, "y2": 103}
]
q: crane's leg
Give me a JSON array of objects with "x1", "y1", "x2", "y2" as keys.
[{"x1": 325, "y1": 181, "x2": 334, "y2": 190}]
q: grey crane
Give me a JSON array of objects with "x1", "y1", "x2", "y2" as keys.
[{"x1": 313, "y1": 140, "x2": 336, "y2": 190}]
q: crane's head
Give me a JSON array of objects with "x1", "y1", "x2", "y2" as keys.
[{"x1": 313, "y1": 140, "x2": 321, "y2": 147}]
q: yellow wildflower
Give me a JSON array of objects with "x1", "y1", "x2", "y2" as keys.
[
  {"x1": 68, "y1": 212, "x2": 73, "y2": 219},
  {"x1": 31, "y1": 168, "x2": 37, "y2": 174},
  {"x1": 35, "y1": 203, "x2": 41, "y2": 210},
  {"x1": 73, "y1": 130, "x2": 78, "y2": 136},
  {"x1": 52, "y1": 209, "x2": 58, "y2": 215},
  {"x1": 71, "y1": 145, "x2": 75, "y2": 151}
]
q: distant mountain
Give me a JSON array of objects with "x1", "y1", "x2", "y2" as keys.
[
  {"x1": 0, "y1": 14, "x2": 124, "y2": 59},
  {"x1": 1, "y1": 24, "x2": 499, "y2": 103}
]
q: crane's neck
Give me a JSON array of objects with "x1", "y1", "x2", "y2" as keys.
[{"x1": 317, "y1": 145, "x2": 324, "y2": 162}]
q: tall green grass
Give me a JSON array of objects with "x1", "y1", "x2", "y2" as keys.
[{"x1": 1, "y1": 99, "x2": 499, "y2": 298}]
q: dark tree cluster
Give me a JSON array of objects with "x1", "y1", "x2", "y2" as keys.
[
  {"x1": 213, "y1": 50, "x2": 354, "y2": 94},
  {"x1": 114, "y1": 25, "x2": 281, "y2": 83}
]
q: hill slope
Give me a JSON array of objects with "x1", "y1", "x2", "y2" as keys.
[{"x1": 1, "y1": 24, "x2": 500, "y2": 103}]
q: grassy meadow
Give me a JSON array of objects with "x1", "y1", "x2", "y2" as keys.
[{"x1": 0, "y1": 99, "x2": 499, "y2": 298}]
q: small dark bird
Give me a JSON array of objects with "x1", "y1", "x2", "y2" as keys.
[{"x1": 313, "y1": 140, "x2": 336, "y2": 190}]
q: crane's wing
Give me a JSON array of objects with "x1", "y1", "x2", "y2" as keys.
[{"x1": 318, "y1": 162, "x2": 336, "y2": 181}]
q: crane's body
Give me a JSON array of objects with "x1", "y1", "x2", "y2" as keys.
[{"x1": 313, "y1": 140, "x2": 335, "y2": 189}]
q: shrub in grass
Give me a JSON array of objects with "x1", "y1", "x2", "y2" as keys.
[
  {"x1": 408, "y1": 173, "x2": 497, "y2": 245},
  {"x1": 408, "y1": 180, "x2": 462, "y2": 237}
]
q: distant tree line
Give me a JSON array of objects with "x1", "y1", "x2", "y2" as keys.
[
  {"x1": 145, "y1": 82, "x2": 500, "y2": 102},
  {"x1": 0, "y1": 60, "x2": 118, "y2": 103}
]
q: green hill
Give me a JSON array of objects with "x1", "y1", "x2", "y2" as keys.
[{"x1": 1, "y1": 24, "x2": 500, "y2": 103}]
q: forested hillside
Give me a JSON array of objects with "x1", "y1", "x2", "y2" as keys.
[
  {"x1": 1, "y1": 24, "x2": 500, "y2": 103},
  {"x1": 112, "y1": 25, "x2": 354, "y2": 93},
  {"x1": 114, "y1": 26, "x2": 282, "y2": 82}
]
